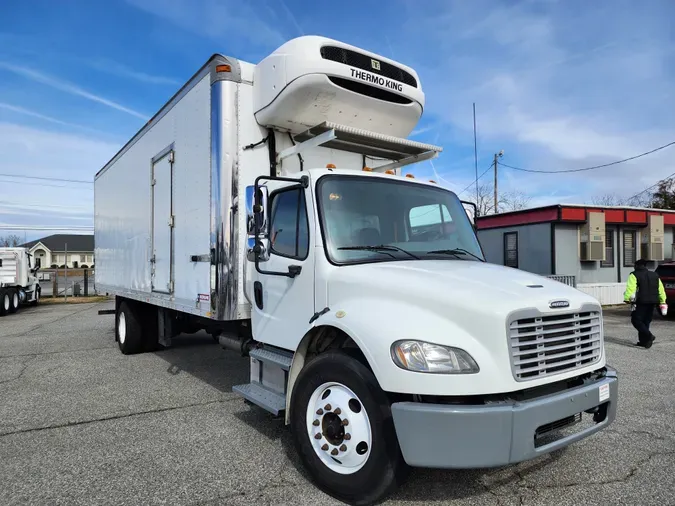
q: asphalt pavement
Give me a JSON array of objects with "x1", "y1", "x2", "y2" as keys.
[{"x1": 0, "y1": 301, "x2": 673, "y2": 505}]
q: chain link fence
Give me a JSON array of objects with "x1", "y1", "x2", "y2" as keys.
[{"x1": 38, "y1": 269, "x2": 97, "y2": 298}]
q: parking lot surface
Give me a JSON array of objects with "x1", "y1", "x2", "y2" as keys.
[{"x1": 1, "y1": 301, "x2": 674, "y2": 505}]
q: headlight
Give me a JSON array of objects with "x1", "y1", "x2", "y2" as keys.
[{"x1": 391, "y1": 340, "x2": 479, "y2": 374}]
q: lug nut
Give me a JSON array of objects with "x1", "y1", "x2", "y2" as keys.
[
  {"x1": 312, "y1": 420, "x2": 320, "y2": 426},
  {"x1": 321, "y1": 444, "x2": 329, "y2": 451},
  {"x1": 342, "y1": 419, "x2": 349, "y2": 426},
  {"x1": 324, "y1": 404, "x2": 332, "y2": 411},
  {"x1": 344, "y1": 433, "x2": 351, "y2": 440},
  {"x1": 331, "y1": 448, "x2": 339, "y2": 456},
  {"x1": 334, "y1": 408, "x2": 341, "y2": 415},
  {"x1": 339, "y1": 444, "x2": 347, "y2": 452},
  {"x1": 314, "y1": 433, "x2": 322, "y2": 440},
  {"x1": 316, "y1": 409, "x2": 323, "y2": 415}
]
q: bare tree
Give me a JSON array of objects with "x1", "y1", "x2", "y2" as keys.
[
  {"x1": 501, "y1": 189, "x2": 532, "y2": 212},
  {"x1": 466, "y1": 184, "x2": 531, "y2": 216},
  {"x1": 0, "y1": 234, "x2": 22, "y2": 247},
  {"x1": 590, "y1": 192, "x2": 653, "y2": 208}
]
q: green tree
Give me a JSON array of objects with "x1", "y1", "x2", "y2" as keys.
[{"x1": 650, "y1": 179, "x2": 675, "y2": 210}]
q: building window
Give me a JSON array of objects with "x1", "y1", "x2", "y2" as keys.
[
  {"x1": 624, "y1": 230, "x2": 636, "y2": 267},
  {"x1": 80, "y1": 255, "x2": 86, "y2": 263},
  {"x1": 269, "y1": 188, "x2": 310, "y2": 260},
  {"x1": 601, "y1": 231, "x2": 614, "y2": 268},
  {"x1": 504, "y1": 232, "x2": 518, "y2": 268}
]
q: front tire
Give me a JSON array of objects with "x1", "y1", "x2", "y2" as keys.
[
  {"x1": 290, "y1": 350, "x2": 407, "y2": 506},
  {"x1": 30, "y1": 286, "x2": 40, "y2": 306}
]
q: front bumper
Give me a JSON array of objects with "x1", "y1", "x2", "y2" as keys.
[{"x1": 391, "y1": 366, "x2": 618, "y2": 469}]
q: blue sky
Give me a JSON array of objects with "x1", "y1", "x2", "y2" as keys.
[{"x1": 1, "y1": 0, "x2": 674, "y2": 241}]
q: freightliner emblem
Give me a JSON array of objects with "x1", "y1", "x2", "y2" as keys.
[{"x1": 549, "y1": 300, "x2": 570, "y2": 309}]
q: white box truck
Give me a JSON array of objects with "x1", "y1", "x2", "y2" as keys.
[
  {"x1": 94, "y1": 36, "x2": 618, "y2": 504},
  {"x1": 0, "y1": 247, "x2": 41, "y2": 316}
]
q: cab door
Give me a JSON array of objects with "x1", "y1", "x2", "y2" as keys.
[{"x1": 248, "y1": 178, "x2": 316, "y2": 350}]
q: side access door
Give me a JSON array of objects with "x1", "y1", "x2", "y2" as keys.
[
  {"x1": 247, "y1": 176, "x2": 316, "y2": 350},
  {"x1": 151, "y1": 147, "x2": 175, "y2": 294}
]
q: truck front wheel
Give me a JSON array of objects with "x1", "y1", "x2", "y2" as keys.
[{"x1": 290, "y1": 350, "x2": 407, "y2": 505}]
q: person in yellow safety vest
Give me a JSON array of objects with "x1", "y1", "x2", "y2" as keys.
[{"x1": 623, "y1": 258, "x2": 667, "y2": 349}]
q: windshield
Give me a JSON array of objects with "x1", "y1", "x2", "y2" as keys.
[{"x1": 317, "y1": 175, "x2": 484, "y2": 264}]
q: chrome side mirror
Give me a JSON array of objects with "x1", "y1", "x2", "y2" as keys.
[{"x1": 245, "y1": 184, "x2": 270, "y2": 262}]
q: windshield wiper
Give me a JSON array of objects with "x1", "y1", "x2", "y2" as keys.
[
  {"x1": 338, "y1": 245, "x2": 420, "y2": 260},
  {"x1": 426, "y1": 248, "x2": 485, "y2": 262}
]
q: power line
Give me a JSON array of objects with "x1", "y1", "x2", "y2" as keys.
[
  {"x1": 0, "y1": 172, "x2": 92, "y2": 184},
  {"x1": 0, "y1": 225, "x2": 93, "y2": 231},
  {"x1": 498, "y1": 140, "x2": 675, "y2": 174},
  {"x1": 0, "y1": 178, "x2": 93, "y2": 190},
  {"x1": 626, "y1": 170, "x2": 675, "y2": 201},
  {"x1": 457, "y1": 161, "x2": 494, "y2": 197}
]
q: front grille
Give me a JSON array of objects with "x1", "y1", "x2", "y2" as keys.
[
  {"x1": 509, "y1": 311, "x2": 602, "y2": 381},
  {"x1": 320, "y1": 46, "x2": 418, "y2": 88}
]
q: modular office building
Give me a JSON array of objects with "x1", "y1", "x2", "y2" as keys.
[{"x1": 476, "y1": 204, "x2": 675, "y2": 304}]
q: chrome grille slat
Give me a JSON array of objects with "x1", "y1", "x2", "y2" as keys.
[
  {"x1": 514, "y1": 344, "x2": 602, "y2": 367},
  {"x1": 510, "y1": 328, "x2": 600, "y2": 347},
  {"x1": 509, "y1": 310, "x2": 602, "y2": 381},
  {"x1": 511, "y1": 321, "x2": 600, "y2": 338}
]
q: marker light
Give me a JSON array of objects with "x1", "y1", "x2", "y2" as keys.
[
  {"x1": 385, "y1": 169, "x2": 395, "y2": 175},
  {"x1": 326, "y1": 163, "x2": 336, "y2": 169},
  {"x1": 429, "y1": 180, "x2": 437, "y2": 184},
  {"x1": 391, "y1": 340, "x2": 479, "y2": 374},
  {"x1": 216, "y1": 64, "x2": 231, "y2": 73},
  {"x1": 405, "y1": 174, "x2": 415, "y2": 179},
  {"x1": 362, "y1": 166, "x2": 373, "y2": 172}
]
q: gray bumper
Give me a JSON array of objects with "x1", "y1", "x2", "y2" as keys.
[{"x1": 391, "y1": 367, "x2": 618, "y2": 469}]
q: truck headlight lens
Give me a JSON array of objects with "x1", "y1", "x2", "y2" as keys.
[{"x1": 391, "y1": 340, "x2": 479, "y2": 374}]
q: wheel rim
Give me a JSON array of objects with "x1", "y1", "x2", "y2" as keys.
[
  {"x1": 3, "y1": 295, "x2": 8, "y2": 311},
  {"x1": 118, "y1": 312, "x2": 127, "y2": 344},
  {"x1": 12, "y1": 293, "x2": 18, "y2": 307},
  {"x1": 306, "y1": 382, "x2": 372, "y2": 475}
]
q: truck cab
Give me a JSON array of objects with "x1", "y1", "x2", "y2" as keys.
[{"x1": 0, "y1": 247, "x2": 41, "y2": 316}]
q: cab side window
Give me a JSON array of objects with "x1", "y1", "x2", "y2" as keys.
[{"x1": 269, "y1": 188, "x2": 310, "y2": 259}]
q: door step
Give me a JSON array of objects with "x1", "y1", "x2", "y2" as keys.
[
  {"x1": 233, "y1": 383, "x2": 285, "y2": 416},
  {"x1": 232, "y1": 346, "x2": 293, "y2": 416},
  {"x1": 249, "y1": 347, "x2": 293, "y2": 371}
]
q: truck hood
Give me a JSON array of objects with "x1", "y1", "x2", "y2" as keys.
[
  {"x1": 323, "y1": 259, "x2": 604, "y2": 396},
  {"x1": 327, "y1": 259, "x2": 598, "y2": 317}
]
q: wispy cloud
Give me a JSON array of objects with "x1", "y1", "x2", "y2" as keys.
[
  {"x1": 125, "y1": 0, "x2": 286, "y2": 49},
  {"x1": 0, "y1": 102, "x2": 110, "y2": 136},
  {"x1": 84, "y1": 59, "x2": 182, "y2": 86},
  {"x1": 0, "y1": 62, "x2": 148, "y2": 120}
]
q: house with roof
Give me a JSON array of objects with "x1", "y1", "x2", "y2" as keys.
[
  {"x1": 21, "y1": 234, "x2": 95, "y2": 269},
  {"x1": 476, "y1": 204, "x2": 675, "y2": 304}
]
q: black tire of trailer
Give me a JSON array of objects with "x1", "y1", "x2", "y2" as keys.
[
  {"x1": 116, "y1": 300, "x2": 144, "y2": 355},
  {"x1": 289, "y1": 350, "x2": 408, "y2": 506},
  {"x1": 0, "y1": 289, "x2": 9, "y2": 316},
  {"x1": 8, "y1": 289, "x2": 19, "y2": 314}
]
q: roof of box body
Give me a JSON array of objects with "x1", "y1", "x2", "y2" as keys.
[{"x1": 476, "y1": 204, "x2": 675, "y2": 230}]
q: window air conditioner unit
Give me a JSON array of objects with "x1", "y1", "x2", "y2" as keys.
[
  {"x1": 641, "y1": 215, "x2": 664, "y2": 261},
  {"x1": 580, "y1": 211, "x2": 605, "y2": 261}
]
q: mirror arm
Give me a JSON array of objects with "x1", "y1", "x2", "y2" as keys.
[{"x1": 251, "y1": 174, "x2": 309, "y2": 279}]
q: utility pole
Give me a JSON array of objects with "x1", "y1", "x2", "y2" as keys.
[
  {"x1": 494, "y1": 150, "x2": 504, "y2": 214},
  {"x1": 64, "y1": 242, "x2": 68, "y2": 303},
  {"x1": 493, "y1": 153, "x2": 498, "y2": 214}
]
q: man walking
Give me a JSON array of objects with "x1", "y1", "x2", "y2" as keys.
[{"x1": 623, "y1": 259, "x2": 667, "y2": 348}]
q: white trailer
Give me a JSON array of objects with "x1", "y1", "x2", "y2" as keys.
[
  {"x1": 0, "y1": 247, "x2": 41, "y2": 316},
  {"x1": 95, "y1": 36, "x2": 618, "y2": 504}
]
